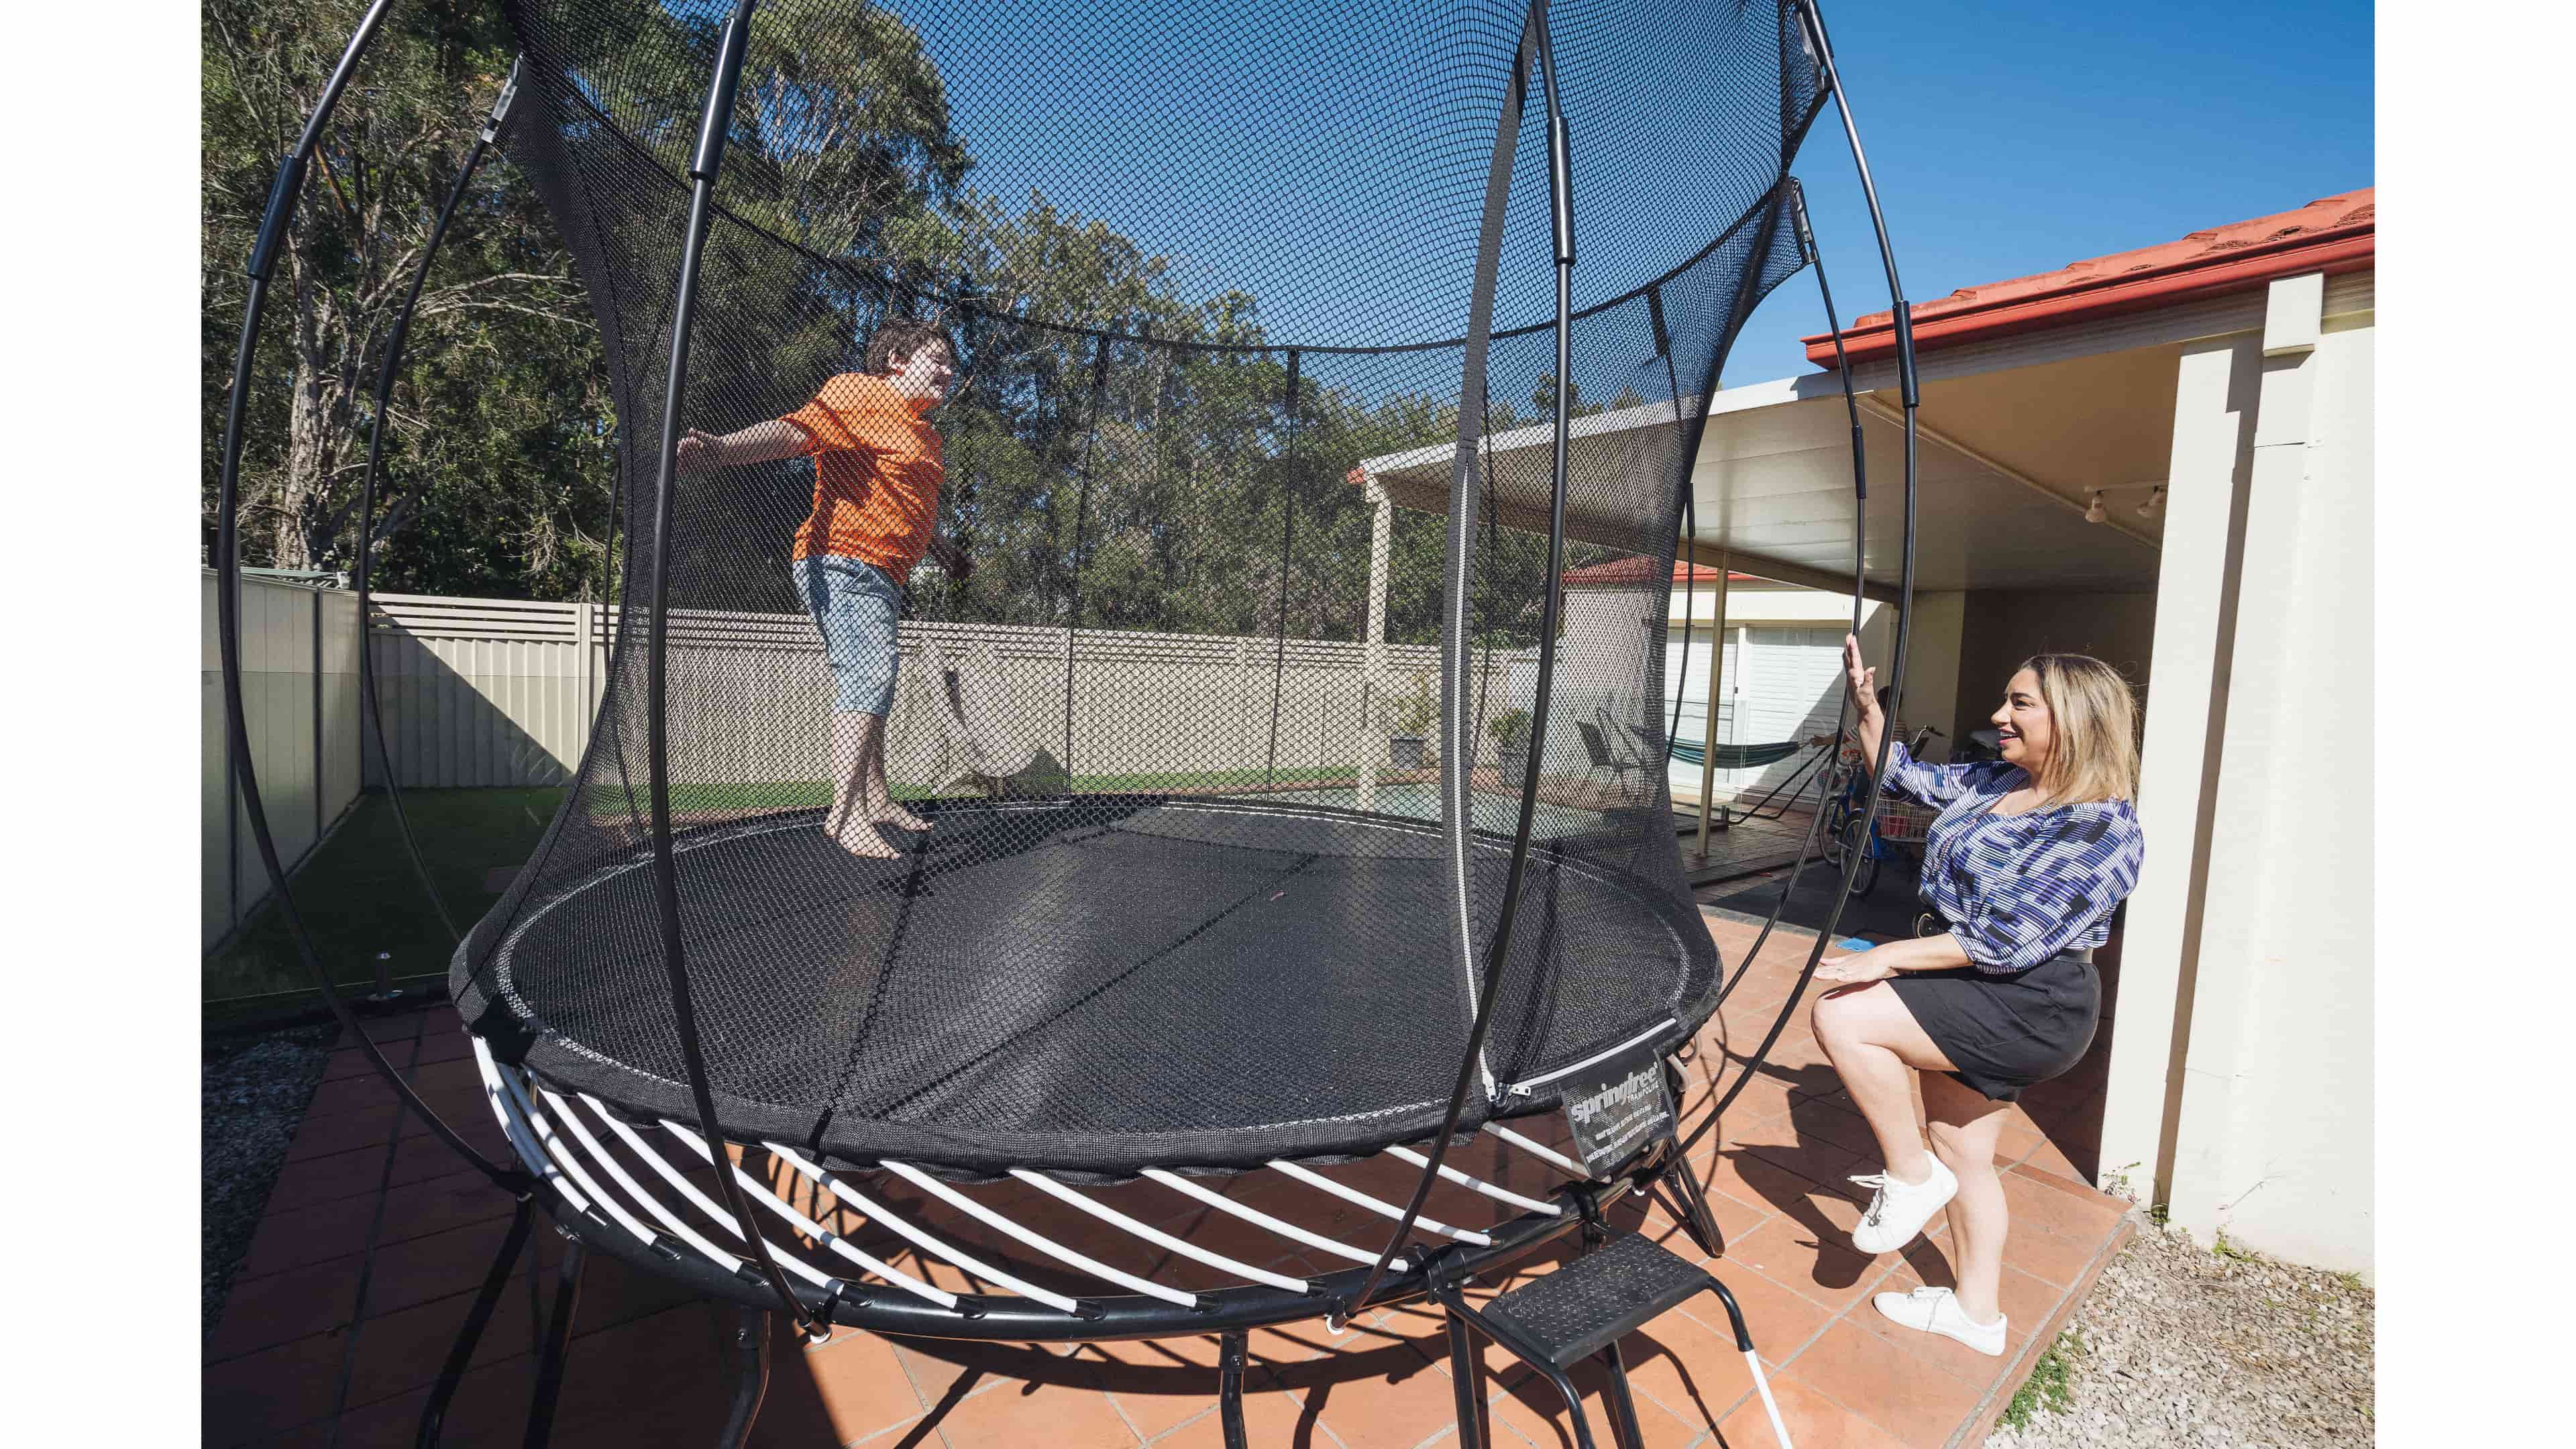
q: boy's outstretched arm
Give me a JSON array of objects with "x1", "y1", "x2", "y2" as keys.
[{"x1": 676, "y1": 419, "x2": 809, "y2": 472}]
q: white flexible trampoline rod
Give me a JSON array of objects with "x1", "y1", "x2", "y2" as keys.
[
  {"x1": 1383, "y1": 1146, "x2": 1562, "y2": 1216},
  {"x1": 579, "y1": 1104, "x2": 947, "y2": 1305},
  {"x1": 882, "y1": 1161, "x2": 1198, "y2": 1309},
  {"x1": 1264, "y1": 1161, "x2": 1493, "y2": 1245},
  {"x1": 1143, "y1": 1168, "x2": 1403, "y2": 1269},
  {"x1": 552, "y1": 1091, "x2": 752, "y2": 1279},
  {"x1": 1748, "y1": 1348, "x2": 1795, "y2": 1449},
  {"x1": 1487, "y1": 1123, "x2": 1587, "y2": 1179},
  {"x1": 596, "y1": 1108, "x2": 930, "y2": 1303},
  {"x1": 472, "y1": 1039, "x2": 598, "y2": 1218},
  {"x1": 1007, "y1": 1169, "x2": 1314, "y2": 1295},
  {"x1": 502, "y1": 1074, "x2": 676, "y2": 1254},
  {"x1": 759, "y1": 1140, "x2": 1085, "y2": 1316}
]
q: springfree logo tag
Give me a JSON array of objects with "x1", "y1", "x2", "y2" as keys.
[{"x1": 1559, "y1": 1039, "x2": 1676, "y2": 1179}]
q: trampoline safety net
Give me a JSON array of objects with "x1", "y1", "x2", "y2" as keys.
[{"x1": 453, "y1": 0, "x2": 1825, "y2": 1177}]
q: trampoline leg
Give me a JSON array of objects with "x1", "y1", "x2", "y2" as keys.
[
  {"x1": 1217, "y1": 1328, "x2": 1250, "y2": 1449},
  {"x1": 714, "y1": 1305, "x2": 772, "y2": 1448},
  {"x1": 523, "y1": 1236, "x2": 587, "y2": 1449},
  {"x1": 1597, "y1": 1338, "x2": 1647, "y2": 1449},
  {"x1": 415, "y1": 1200, "x2": 535, "y2": 1449},
  {"x1": 1442, "y1": 1307, "x2": 1488, "y2": 1449},
  {"x1": 1661, "y1": 1152, "x2": 1726, "y2": 1258}
]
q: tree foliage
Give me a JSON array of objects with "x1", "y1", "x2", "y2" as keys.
[
  {"x1": 203, "y1": 0, "x2": 616, "y2": 597},
  {"x1": 204, "y1": 1, "x2": 1636, "y2": 642}
]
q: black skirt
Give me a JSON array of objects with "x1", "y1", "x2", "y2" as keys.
[{"x1": 1888, "y1": 950, "x2": 2100, "y2": 1103}]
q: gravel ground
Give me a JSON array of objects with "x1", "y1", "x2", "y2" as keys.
[
  {"x1": 1986, "y1": 1212, "x2": 2374, "y2": 1448},
  {"x1": 204, "y1": 1022, "x2": 338, "y2": 1338}
]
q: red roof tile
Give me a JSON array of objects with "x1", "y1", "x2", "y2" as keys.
[{"x1": 1803, "y1": 187, "x2": 2373, "y2": 368}]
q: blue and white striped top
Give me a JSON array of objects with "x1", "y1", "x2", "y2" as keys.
[{"x1": 1880, "y1": 741, "x2": 2146, "y2": 975}]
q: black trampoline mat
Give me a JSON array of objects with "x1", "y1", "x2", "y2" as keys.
[{"x1": 463, "y1": 798, "x2": 1714, "y2": 1173}]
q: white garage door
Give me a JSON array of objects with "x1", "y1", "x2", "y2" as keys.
[
  {"x1": 1741, "y1": 627, "x2": 1849, "y2": 744},
  {"x1": 1661, "y1": 627, "x2": 1843, "y2": 799}
]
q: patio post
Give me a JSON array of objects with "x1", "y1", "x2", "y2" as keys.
[
  {"x1": 1695, "y1": 553, "x2": 1729, "y2": 855},
  {"x1": 1360, "y1": 470, "x2": 1391, "y2": 812}
]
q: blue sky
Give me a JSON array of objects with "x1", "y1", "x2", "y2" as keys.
[
  {"x1": 708, "y1": 1, "x2": 2372, "y2": 380},
  {"x1": 1729, "y1": 1, "x2": 2373, "y2": 382}
]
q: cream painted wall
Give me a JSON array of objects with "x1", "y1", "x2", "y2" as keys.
[
  {"x1": 2098, "y1": 277, "x2": 2373, "y2": 1275},
  {"x1": 1896, "y1": 592, "x2": 1965, "y2": 763},
  {"x1": 2163, "y1": 303, "x2": 2373, "y2": 1274}
]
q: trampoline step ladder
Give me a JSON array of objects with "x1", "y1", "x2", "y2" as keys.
[{"x1": 1430, "y1": 1231, "x2": 1796, "y2": 1449}]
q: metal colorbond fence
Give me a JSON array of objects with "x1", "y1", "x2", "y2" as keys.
[
  {"x1": 209, "y1": 582, "x2": 1603, "y2": 953},
  {"x1": 364, "y1": 593, "x2": 1493, "y2": 793},
  {"x1": 201, "y1": 571, "x2": 365, "y2": 951}
]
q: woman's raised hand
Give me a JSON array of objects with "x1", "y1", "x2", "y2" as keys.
[{"x1": 1842, "y1": 633, "x2": 1878, "y2": 719}]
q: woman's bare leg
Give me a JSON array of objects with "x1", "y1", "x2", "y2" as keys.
[
  {"x1": 824, "y1": 710, "x2": 900, "y2": 859},
  {"x1": 1920, "y1": 1071, "x2": 2012, "y2": 1326},
  {"x1": 1811, "y1": 981, "x2": 1960, "y2": 1186}
]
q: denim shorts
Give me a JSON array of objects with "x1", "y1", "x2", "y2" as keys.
[{"x1": 792, "y1": 555, "x2": 902, "y2": 716}]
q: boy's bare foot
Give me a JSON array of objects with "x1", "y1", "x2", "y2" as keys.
[
  {"x1": 828, "y1": 820, "x2": 904, "y2": 860},
  {"x1": 877, "y1": 803, "x2": 934, "y2": 833}
]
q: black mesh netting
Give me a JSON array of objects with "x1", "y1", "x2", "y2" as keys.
[{"x1": 453, "y1": 0, "x2": 1825, "y2": 1176}]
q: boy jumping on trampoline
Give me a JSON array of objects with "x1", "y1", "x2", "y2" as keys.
[{"x1": 677, "y1": 319, "x2": 971, "y2": 860}]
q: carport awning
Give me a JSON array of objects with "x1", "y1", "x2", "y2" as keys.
[
  {"x1": 1350, "y1": 397, "x2": 1701, "y2": 559},
  {"x1": 1356, "y1": 372, "x2": 2164, "y2": 597}
]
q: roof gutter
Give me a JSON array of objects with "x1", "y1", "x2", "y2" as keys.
[{"x1": 1802, "y1": 227, "x2": 2374, "y2": 369}]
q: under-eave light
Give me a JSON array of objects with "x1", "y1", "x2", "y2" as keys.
[
  {"x1": 2083, "y1": 491, "x2": 2107, "y2": 524},
  {"x1": 2137, "y1": 485, "x2": 2165, "y2": 519}
]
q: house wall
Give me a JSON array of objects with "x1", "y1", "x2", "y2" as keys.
[
  {"x1": 1951, "y1": 590, "x2": 2159, "y2": 739},
  {"x1": 2099, "y1": 274, "x2": 2373, "y2": 1275}
]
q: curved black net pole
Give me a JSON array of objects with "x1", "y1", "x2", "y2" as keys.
[
  {"x1": 1652, "y1": 286, "x2": 1699, "y2": 757},
  {"x1": 1663, "y1": 177, "x2": 1791, "y2": 840},
  {"x1": 1260, "y1": 350, "x2": 1303, "y2": 792},
  {"x1": 350, "y1": 58, "x2": 525, "y2": 952},
  {"x1": 1058, "y1": 333, "x2": 1114, "y2": 779},
  {"x1": 1342, "y1": 0, "x2": 1558, "y2": 1326},
  {"x1": 637, "y1": 0, "x2": 818, "y2": 1335},
  {"x1": 1699, "y1": 0, "x2": 1924, "y2": 1128},
  {"x1": 1693, "y1": 178, "x2": 1866, "y2": 1032},
  {"x1": 212, "y1": 0, "x2": 528, "y2": 1197}
]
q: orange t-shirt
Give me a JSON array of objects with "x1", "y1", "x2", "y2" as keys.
[{"x1": 781, "y1": 372, "x2": 943, "y2": 576}]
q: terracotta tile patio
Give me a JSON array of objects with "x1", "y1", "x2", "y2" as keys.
[{"x1": 207, "y1": 910, "x2": 2131, "y2": 1448}]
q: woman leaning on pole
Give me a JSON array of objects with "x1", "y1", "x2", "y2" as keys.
[{"x1": 1809, "y1": 637, "x2": 2146, "y2": 1356}]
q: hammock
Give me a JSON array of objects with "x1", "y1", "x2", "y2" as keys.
[
  {"x1": 926, "y1": 641, "x2": 1040, "y2": 788},
  {"x1": 1666, "y1": 738, "x2": 1808, "y2": 771}
]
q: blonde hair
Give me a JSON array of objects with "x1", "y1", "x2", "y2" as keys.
[{"x1": 2017, "y1": 653, "x2": 2140, "y2": 806}]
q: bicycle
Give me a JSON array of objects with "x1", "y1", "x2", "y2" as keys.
[{"x1": 1817, "y1": 724, "x2": 1942, "y2": 898}]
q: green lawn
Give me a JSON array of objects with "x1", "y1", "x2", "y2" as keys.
[{"x1": 206, "y1": 787, "x2": 564, "y2": 1014}]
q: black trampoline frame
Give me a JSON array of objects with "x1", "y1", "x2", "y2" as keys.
[{"x1": 211, "y1": 1, "x2": 1925, "y2": 1443}]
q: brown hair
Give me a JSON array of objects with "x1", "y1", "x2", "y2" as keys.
[
  {"x1": 861, "y1": 317, "x2": 956, "y2": 376},
  {"x1": 2017, "y1": 653, "x2": 2141, "y2": 806}
]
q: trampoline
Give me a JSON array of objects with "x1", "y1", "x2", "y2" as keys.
[
  {"x1": 469, "y1": 795, "x2": 1716, "y2": 1175},
  {"x1": 212, "y1": 2, "x2": 1931, "y2": 1445}
]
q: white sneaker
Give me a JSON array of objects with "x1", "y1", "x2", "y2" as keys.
[
  {"x1": 1871, "y1": 1285, "x2": 2007, "y2": 1356},
  {"x1": 1847, "y1": 1157, "x2": 1957, "y2": 1254}
]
